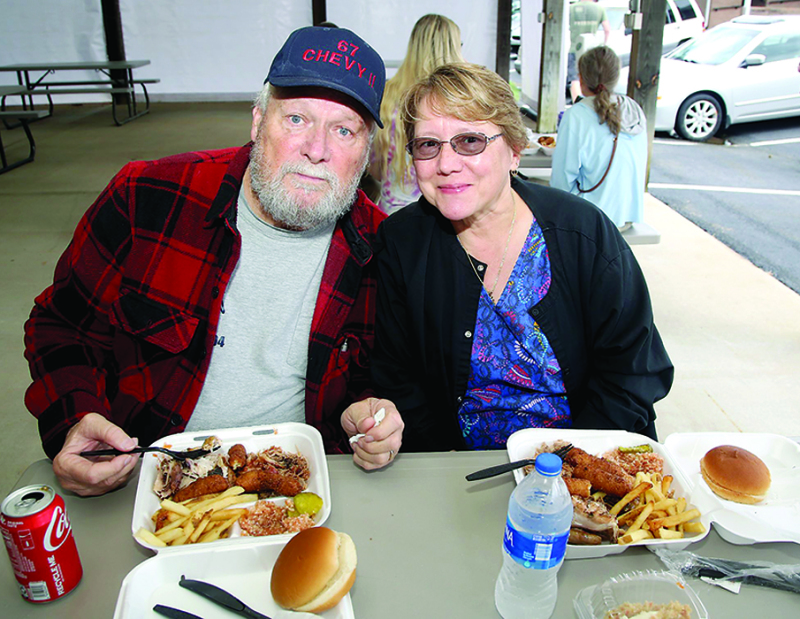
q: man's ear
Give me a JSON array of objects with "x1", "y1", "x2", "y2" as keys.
[{"x1": 251, "y1": 106, "x2": 263, "y2": 142}]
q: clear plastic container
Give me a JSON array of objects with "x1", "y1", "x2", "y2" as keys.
[{"x1": 573, "y1": 570, "x2": 708, "y2": 619}]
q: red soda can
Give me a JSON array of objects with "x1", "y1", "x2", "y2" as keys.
[{"x1": 0, "y1": 485, "x2": 83, "y2": 602}]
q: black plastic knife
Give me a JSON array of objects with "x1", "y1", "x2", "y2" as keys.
[
  {"x1": 179, "y1": 577, "x2": 272, "y2": 619},
  {"x1": 153, "y1": 604, "x2": 205, "y2": 619}
]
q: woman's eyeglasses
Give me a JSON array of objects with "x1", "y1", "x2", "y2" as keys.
[{"x1": 405, "y1": 132, "x2": 504, "y2": 161}]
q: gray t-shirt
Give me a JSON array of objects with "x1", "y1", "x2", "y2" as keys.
[{"x1": 186, "y1": 190, "x2": 334, "y2": 431}]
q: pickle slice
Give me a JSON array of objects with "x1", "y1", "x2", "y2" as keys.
[
  {"x1": 618, "y1": 444, "x2": 653, "y2": 453},
  {"x1": 293, "y1": 492, "x2": 324, "y2": 516}
]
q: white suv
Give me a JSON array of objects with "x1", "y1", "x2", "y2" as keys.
[
  {"x1": 588, "y1": 0, "x2": 706, "y2": 66},
  {"x1": 513, "y1": 0, "x2": 705, "y2": 74}
]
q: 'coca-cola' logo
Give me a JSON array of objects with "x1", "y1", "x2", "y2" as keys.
[{"x1": 44, "y1": 505, "x2": 72, "y2": 552}]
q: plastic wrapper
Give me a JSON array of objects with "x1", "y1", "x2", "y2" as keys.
[{"x1": 653, "y1": 547, "x2": 800, "y2": 594}]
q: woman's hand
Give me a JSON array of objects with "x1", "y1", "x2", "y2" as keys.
[
  {"x1": 52, "y1": 413, "x2": 140, "y2": 496},
  {"x1": 341, "y1": 398, "x2": 404, "y2": 470}
]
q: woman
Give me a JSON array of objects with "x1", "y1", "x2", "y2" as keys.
[
  {"x1": 551, "y1": 46, "x2": 647, "y2": 229},
  {"x1": 369, "y1": 14, "x2": 465, "y2": 215},
  {"x1": 366, "y1": 63, "x2": 672, "y2": 452}
]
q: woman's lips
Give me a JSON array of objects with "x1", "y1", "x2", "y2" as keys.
[{"x1": 437, "y1": 183, "x2": 471, "y2": 194}]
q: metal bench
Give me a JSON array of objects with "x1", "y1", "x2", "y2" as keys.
[
  {"x1": 0, "y1": 61, "x2": 157, "y2": 126},
  {"x1": 0, "y1": 109, "x2": 48, "y2": 174},
  {"x1": 26, "y1": 79, "x2": 161, "y2": 126}
]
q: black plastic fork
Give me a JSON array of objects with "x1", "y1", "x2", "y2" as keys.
[
  {"x1": 465, "y1": 443, "x2": 573, "y2": 482},
  {"x1": 80, "y1": 445, "x2": 219, "y2": 462}
]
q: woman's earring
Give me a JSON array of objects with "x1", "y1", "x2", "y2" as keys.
[{"x1": 510, "y1": 168, "x2": 519, "y2": 177}]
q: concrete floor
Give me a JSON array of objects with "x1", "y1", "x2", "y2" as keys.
[{"x1": 1, "y1": 101, "x2": 799, "y2": 498}]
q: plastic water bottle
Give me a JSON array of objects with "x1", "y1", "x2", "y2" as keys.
[{"x1": 494, "y1": 452, "x2": 573, "y2": 619}]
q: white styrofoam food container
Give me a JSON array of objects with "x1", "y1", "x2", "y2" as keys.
[
  {"x1": 131, "y1": 422, "x2": 331, "y2": 552},
  {"x1": 113, "y1": 540, "x2": 354, "y2": 619},
  {"x1": 506, "y1": 428, "x2": 711, "y2": 559},
  {"x1": 573, "y1": 570, "x2": 708, "y2": 619},
  {"x1": 664, "y1": 432, "x2": 800, "y2": 545}
]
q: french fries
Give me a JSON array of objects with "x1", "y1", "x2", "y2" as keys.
[
  {"x1": 135, "y1": 486, "x2": 258, "y2": 548},
  {"x1": 615, "y1": 472, "x2": 705, "y2": 545},
  {"x1": 608, "y1": 481, "x2": 652, "y2": 517},
  {"x1": 134, "y1": 527, "x2": 167, "y2": 548},
  {"x1": 619, "y1": 528, "x2": 653, "y2": 545},
  {"x1": 625, "y1": 501, "x2": 654, "y2": 535}
]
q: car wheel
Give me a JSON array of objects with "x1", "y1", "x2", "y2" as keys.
[{"x1": 676, "y1": 93, "x2": 723, "y2": 142}]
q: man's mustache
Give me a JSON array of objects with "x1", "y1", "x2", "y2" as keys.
[{"x1": 281, "y1": 163, "x2": 338, "y2": 188}]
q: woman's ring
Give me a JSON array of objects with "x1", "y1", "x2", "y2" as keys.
[{"x1": 389, "y1": 450, "x2": 395, "y2": 460}]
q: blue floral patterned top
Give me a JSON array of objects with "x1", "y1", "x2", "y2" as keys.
[{"x1": 457, "y1": 217, "x2": 572, "y2": 449}]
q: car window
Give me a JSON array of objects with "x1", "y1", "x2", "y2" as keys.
[
  {"x1": 750, "y1": 33, "x2": 800, "y2": 63},
  {"x1": 673, "y1": 0, "x2": 699, "y2": 21},
  {"x1": 604, "y1": 7, "x2": 627, "y2": 30},
  {"x1": 666, "y1": 5, "x2": 675, "y2": 25},
  {"x1": 668, "y1": 26, "x2": 761, "y2": 64}
]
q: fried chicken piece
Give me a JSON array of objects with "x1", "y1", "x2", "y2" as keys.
[
  {"x1": 235, "y1": 466, "x2": 306, "y2": 497},
  {"x1": 564, "y1": 477, "x2": 592, "y2": 497},
  {"x1": 565, "y1": 447, "x2": 635, "y2": 497},
  {"x1": 152, "y1": 508, "x2": 171, "y2": 531},
  {"x1": 173, "y1": 474, "x2": 230, "y2": 502},
  {"x1": 227, "y1": 443, "x2": 247, "y2": 471}
]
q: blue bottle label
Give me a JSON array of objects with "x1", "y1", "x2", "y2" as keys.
[{"x1": 502, "y1": 517, "x2": 568, "y2": 569}]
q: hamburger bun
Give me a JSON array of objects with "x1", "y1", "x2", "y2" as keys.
[
  {"x1": 271, "y1": 527, "x2": 356, "y2": 613},
  {"x1": 700, "y1": 445, "x2": 771, "y2": 504}
]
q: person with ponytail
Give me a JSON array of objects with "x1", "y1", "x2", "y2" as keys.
[
  {"x1": 551, "y1": 45, "x2": 647, "y2": 229},
  {"x1": 369, "y1": 14, "x2": 465, "y2": 215}
]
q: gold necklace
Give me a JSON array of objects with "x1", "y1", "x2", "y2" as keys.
[{"x1": 457, "y1": 201, "x2": 517, "y2": 303}]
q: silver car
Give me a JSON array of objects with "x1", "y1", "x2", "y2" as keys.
[{"x1": 619, "y1": 15, "x2": 800, "y2": 141}]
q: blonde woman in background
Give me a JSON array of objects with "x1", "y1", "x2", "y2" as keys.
[{"x1": 369, "y1": 14, "x2": 465, "y2": 215}]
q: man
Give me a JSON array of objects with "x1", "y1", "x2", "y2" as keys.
[
  {"x1": 568, "y1": 0, "x2": 611, "y2": 103},
  {"x1": 24, "y1": 26, "x2": 403, "y2": 496}
]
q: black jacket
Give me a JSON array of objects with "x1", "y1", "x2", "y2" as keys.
[{"x1": 371, "y1": 178, "x2": 673, "y2": 451}]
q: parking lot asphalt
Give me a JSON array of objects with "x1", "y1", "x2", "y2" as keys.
[{"x1": 649, "y1": 117, "x2": 800, "y2": 294}]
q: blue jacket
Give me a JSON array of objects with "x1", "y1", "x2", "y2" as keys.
[{"x1": 551, "y1": 95, "x2": 647, "y2": 227}]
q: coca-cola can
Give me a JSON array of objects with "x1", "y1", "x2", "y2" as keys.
[{"x1": 0, "y1": 485, "x2": 83, "y2": 603}]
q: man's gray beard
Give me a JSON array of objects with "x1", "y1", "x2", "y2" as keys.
[{"x1": 248, "y1": 139, "x2": 366, "y2": 231}]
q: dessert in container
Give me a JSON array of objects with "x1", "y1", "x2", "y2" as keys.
[{"x1": 573, "y1": 570, "x2": 708, "y2": 619}]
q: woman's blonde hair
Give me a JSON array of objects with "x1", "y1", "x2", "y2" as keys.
[
  {"x1": 578, "y1": 46, "x2": 622, "y2": 136},
  {"x1": 372, "y1": 15, "x2": 465, "y2": 185},
  {"x1": 400, "y1": 63, "x2": 528, "y2": 155}
]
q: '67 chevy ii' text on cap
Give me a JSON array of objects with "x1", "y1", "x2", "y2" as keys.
[{"x1": 267, "y1": 26, "x2": 386, "y2": 128}]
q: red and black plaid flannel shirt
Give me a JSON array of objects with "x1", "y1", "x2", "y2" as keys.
[{"x1": 24, "y1": 145, "x2": 385, "y2": 459}]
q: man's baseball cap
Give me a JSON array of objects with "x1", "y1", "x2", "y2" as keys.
[{"x1": 267, "y1": 26, "x2": 386, "y2": 128}]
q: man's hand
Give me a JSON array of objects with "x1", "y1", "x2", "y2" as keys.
[
  {"x1": 341, "y1": 398, "x2": 404, "y2": 470},
  {"x1": 52, "y1": 413, "x2": 140, "y2": 496}
]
